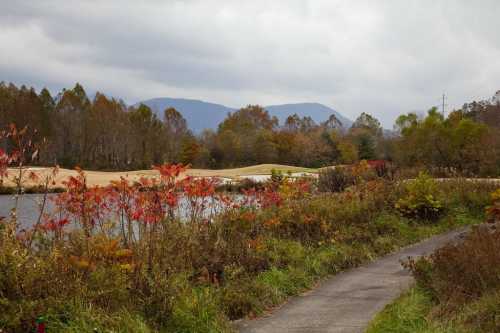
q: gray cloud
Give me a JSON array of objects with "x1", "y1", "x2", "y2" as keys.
[{"x1": 1, "y1": 0, "x2": 500, "y2": 126}]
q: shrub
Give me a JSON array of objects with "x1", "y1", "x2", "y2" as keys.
[
  {"x1": 395, "y1": 172, "x2": 444, "y2": 221},
  {"x1": 263, "y1": 238, "x2": 306, "y2": 269},
  {"x1": 270, "y1": 168, "x2": 285, "y2": 184},
  {"x1": 219, "y1": 277, "x2": 266, "y2": 320},
  {"x1": 216, "y1": 177, "x2": 263, "y2": 193},
  {"x1": 459, "y1": 289, "x2": 500, "y2": 333},
  {"x1": 368, "y1": 160, "x2": 398, "y2": 180},
  {"x1": 399, "y1": 214, "x2": 500, "y2": 333},
  {"x1": 486, "y1": 188, "x2": 500, "y2": 223},
  {"x1": 317, "y1": 167, "x2": 355, "y2": 192},
  {"x1": 406, "y1": 228, "x2": 500, "y2": 309},
  {"x1": 440, "y1": 179, "x2": 497, "y2": 217}
]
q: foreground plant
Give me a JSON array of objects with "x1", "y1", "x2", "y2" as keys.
[
  {"x1": 0, "y1": 130, "x2": 493, "y2": 332},
  {"x1": 395, "y1": 172, "x2": 444, "y2": 221}
]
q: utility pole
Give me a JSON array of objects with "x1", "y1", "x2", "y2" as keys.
[{"x1": 441, "y1": 93, "x2": 447, "y2": 117}]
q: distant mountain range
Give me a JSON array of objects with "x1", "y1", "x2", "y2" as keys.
[{"x1": 135, "y1": 98, "x2": 353, "y2": 133}]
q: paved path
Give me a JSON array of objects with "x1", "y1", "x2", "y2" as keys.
[{"x1": 236, "y1": 229, "x2": 464, "y2": 333}]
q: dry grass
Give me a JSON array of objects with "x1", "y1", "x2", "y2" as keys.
[{"x1": 2, "y1": 164, "x2": 318, "y2": 188}]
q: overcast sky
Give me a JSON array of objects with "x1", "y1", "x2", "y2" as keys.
[{"x1": 1, "y1": 1, "x2": 499, "y2": 127}]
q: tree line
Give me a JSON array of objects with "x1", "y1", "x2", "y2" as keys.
[{"x1": 1, "y1": 82, "x2": 499, "y2": 176}]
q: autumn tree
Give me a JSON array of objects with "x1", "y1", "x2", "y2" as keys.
[
  {"x1": 163, "y1": 107, "x2": 190, "y2": 163},
  {"x1": 351, "y1": 112, "x2": 382, "y2": 137},
  {"x1": 215, "y1": 105, "x2": 278, "y2": 166},
  {"x1": 129, "y1": 104, "x2": 163, "y2": 169},
  {"x1": 349, "y1": 112, "x2": 382, "y2": 161},
  {"x1": 393, "y1": 107, "x2": 497, "y2": 175}
]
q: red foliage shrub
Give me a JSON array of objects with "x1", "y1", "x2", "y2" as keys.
[{"x1": 406, "y1": 227, "x2": 500, "y2": 309}]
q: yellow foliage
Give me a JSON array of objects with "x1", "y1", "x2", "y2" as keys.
[
  {"x1": 486, "y1": 188, "x2": 500, "y2": 222},
  {"x1": 70, "y1": 255, "x2": 91, "y2": 270},
  {"x1": 119, "y1": 263, "x2": 134, "y2": 272},
  {"x1": 491, "y1": 189, "x2": 500, "y2": 201},
  {"x1": 115, "y1": 248, "x2": 134, "y2": 259}
]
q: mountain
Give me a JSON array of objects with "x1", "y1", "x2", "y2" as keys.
[
  {"x1": 136, "y1": 98, "x2": 233, "y2": 133},
  {"x1": 264, "y1": 103, "x2": 353, "y2": 129},
  {"x1": 136, "y1": 98, "x2": 352, "y2": 133}
]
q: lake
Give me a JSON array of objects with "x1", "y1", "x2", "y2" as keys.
[
  {"x1": 0, "y1": 193, "x2": 242, "y2": 230},
  {"x1": 0, "y1": 194, "x2": 56, "y2": 229}
]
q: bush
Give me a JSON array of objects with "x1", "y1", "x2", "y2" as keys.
[
  {"x1": 406, "y1": 228, "x2": 500, "y2": 309},
  {"x1": 216, "y1": 178, "x2": 264, "y2": 193},
  {"x1": 219, "y1": 277, "x2": 266, "y2": 320},
  {"x1": 486, "y1": 188, "x2": 500, "y2": 223},
  {"x1": 440, "y1": 179, "x2": 497, "y2": 217},
  {"x1": 395, "y1": 172, "x2": 444, "y2": 221},
  {"x1": 270, "y1": 168, "x2": 285, "y2": 184},
  {"x1": 395, "y1": 210, "x2": 500, "y2": 333},
  {"x1": 317, "y1": 167, "x2": 355, "y2": 192},
  {"x1": 263, "y1": 186, "x2": 385, "y2": 244},
  {"x1": 459, "y1": 289, "x2": 500, "y2": 333}
]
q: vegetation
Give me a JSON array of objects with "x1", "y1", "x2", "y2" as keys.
[
  {"x1": 0, "y1": 82, "x2": 499, "y2": 332},
  {"x1": 317, "y1": 166, "x2": 356, "y2": 192},
  {"x1": 367, "y1": 287, "x2": 451, "y2": 333},
  {"x1": 393, "y1": 105, "x2": 500, "y2": 177},
  {"x1": 395, "y1": 172, "x2": 444, "y2": 221},
  {"x1": 2, "y1": 82, "x2": 499, "y2": 175},
  {"x1": 0, "y1": 126, "x2": 496, "y2": 332},
  {"x1": 368, "y1": 190, "x2": 500, "y2": 333}
]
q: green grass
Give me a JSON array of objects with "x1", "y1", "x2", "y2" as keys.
[
  {"x1": 366, "y1": 287, "x2": 463, "y2": 333},
  {"x1": 367, "y1": 286, "x2": 500, "y2": 333},
  {"x1": 43, "y1": 303, "x2": 153, "y2": 333}
]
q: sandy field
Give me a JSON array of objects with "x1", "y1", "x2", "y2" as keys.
[{"x1": 2, "y1": 164, "x2": 318, "y2": 188}]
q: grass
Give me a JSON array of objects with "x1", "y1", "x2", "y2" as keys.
[
  {"x1": 367, "y1": 286, "x2": 500, "y2": 333},
  {"x1": 366, "y1": 287, "x2": 461, "y2": 333},
  {"x1": 44, "y1": 305, "x2": 154, "y2": 333}
]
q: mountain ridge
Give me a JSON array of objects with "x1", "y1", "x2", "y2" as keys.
[
  {"x1": 135, "y1": 97, "x2": 352, "y2": 133},
  {"x1": 264, "y1": 102, "x2": 353, "y2": 129}
]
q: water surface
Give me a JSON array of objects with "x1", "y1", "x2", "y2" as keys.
[{"x1": 0, "y1": 194, "x2": 55, "y2": 229}]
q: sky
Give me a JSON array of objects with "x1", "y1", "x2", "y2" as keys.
[{"x1": 1, "y1": 1, "x2": 500, "y2": 127}]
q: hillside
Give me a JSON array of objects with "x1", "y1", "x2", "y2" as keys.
[
  {"x1": 135, "y1": 97, "x2": 233, "y2": 133},
  {"x1": 136, "y1": 98, "x2": 352, "y2": 132},
  {"x1": 265, "y1": 102, "x2": 353, "y2": 128}
]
